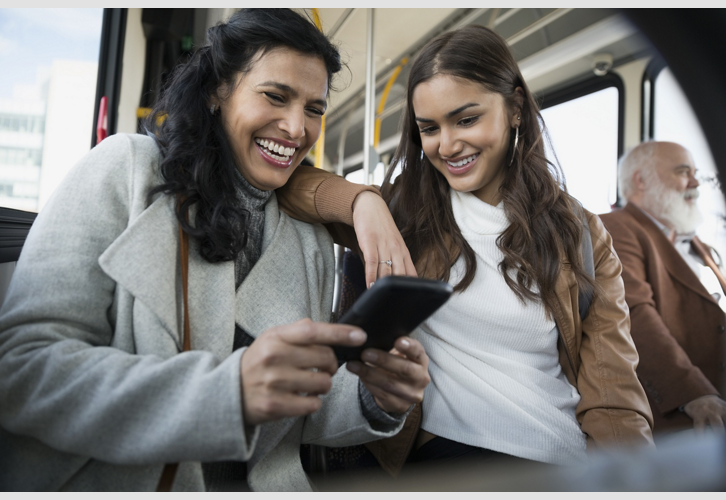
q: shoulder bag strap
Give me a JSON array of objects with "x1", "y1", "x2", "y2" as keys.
[
  {"x1": 156, "y1": 223, "x2": 191, "y2": 492},
  {"x1": 578, "y1": 208, "x2": 595, "y2": 322}
]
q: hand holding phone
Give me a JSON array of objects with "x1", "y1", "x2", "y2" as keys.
[
  {"x1": 334, "y1": 275, "x2": 453, "y2": 364},
  {"x1": 347, "y1": 335, "x2": 431, "y2": 414}
]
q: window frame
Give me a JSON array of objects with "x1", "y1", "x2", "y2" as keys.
[
  {"x1": 0, "y1": 207, "x2": 37, "y2": 263},
  {"x1": 538, "y1": 72, "x2": 625, "y2": 161},
  {"x1": 91, "y1": 8, "x2": 127, "y2": 148},
  {"x1": 641, "y1": 55, "x2": 667, "y2": 142},
  {"x1": 536, "y1": 73, "x2": 625, "y2": 209}
]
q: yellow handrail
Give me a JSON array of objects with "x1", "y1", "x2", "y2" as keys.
[
  {"x1": 311, "y1": 8, "x2": 325, "y2": 170},
  {"x1": 137, "y1": 107, "x2": 166, "y2": 126},
  {"x1": 374, "y1": 56, "x2": 408, "y2": 149}
]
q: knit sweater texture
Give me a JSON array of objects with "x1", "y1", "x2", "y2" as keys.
[{"x1": 414, "y1": 190, "x2": 587, "y2": 465}]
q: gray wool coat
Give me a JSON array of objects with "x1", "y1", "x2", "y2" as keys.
[{"x1": 0, "y1": 134, "x2": 403, "y2": 491}]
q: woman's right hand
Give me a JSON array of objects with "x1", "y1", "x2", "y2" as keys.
[
  {"x1": 352, "y1": 191, "x2": 418, "y2": 287},
  {"x1": 239, "y1": 319, "x2": 367, "y2": 426}
]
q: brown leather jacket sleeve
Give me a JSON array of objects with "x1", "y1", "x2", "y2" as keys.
[
  {"x1": 276, "y1": 165, "x2": 378, "y2": 252},
  {"x1": 574, "y1": 214, "x2": 654, "y2": 448}
]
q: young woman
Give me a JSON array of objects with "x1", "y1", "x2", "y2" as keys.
[
  {"x1": 0, "y1": 9, "x2": 427, "y2": 491},
  {"x1": 285, "y1": 24, "x2": 654, "y2": 473}
]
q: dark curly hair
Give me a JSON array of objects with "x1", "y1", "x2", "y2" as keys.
[
  {"x1": 146, "y1": 9, "x2": 341, "y2": 263},
  {"x1": 383, "y1": 25, "x2": 595, "y2": 315}
]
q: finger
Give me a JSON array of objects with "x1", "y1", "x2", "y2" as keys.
[
  {"x1": 364, "y1": 384, "x2": 413, "y2": 414},
  {"x1": 275, "y1": 319, "x2": 367, "y2": 347},
  {"x1": 388, "y1": 240, "x2": 415, "y2": 278},
  {"x1": 707, "y1": 414, "x2": 725, "y2": 431},
  {"x1": 392, "y1": 337, "x2": 428, "y2": 369},
  {"x1": 249, "y1": 334, "x2": 340, "y2": 376},
  {"x1": 403, "y1": 252, "x2": 418, "y2": 278},
  {"x1": 361, "y1": 349, "x2": 429, "y2": 389},
  {"x1": 350, "y1": 362, "x2": 423, "y2": 410},
  {"x1": 692, "y1": 416, "x2": 706, "y2": 432},
  {"x1": 363, "y1": 252, "x2": 379, "y2": 289},
  {"x1": 284, "y1": 344, "x2": 341, "y2": 375},
  {"x1": 378, "y1": 258, "x2": 393, "y2": 279},
  {"x1": 270, "y1": 367, "x2": 335, "y2": 396},
  {"x1": 351, "y1": 355, "x2": 426, "y2": 402},
  {"x1": 391, "y1": 253, "x2": 407, "y2": 277}
]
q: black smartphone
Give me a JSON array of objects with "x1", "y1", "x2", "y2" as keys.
[{"x1": 334, "y1": 275, "x2": 454, "y2": 364}]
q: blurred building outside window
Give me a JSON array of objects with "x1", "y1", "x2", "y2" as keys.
[{"x1": 0, "y1": 8, "x2": 103, "y2": 213}]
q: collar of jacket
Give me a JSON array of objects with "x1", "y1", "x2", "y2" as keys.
[
  {"x1": 98, "y1": 191, "x2": 335, "y2": 359},
  {"x1": 623, "y1": 202, "x2": 717, "y2": 304},
  {"x1": 98, "y1": 194, "x2": 235, "y2": 360}
]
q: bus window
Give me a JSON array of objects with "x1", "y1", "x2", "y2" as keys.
[
  {"x1": 541, "y1": 86, "x2": 620, "y2": 215},
  {"x1": 653, "y1": 67, "x2": 726, "y2": 259},
  {"x1": 0, "y1": 8, "x2": 103, "y2": 213},
  {"x1": 344, "y1": 162, "x2": 386, "y2": 186}
]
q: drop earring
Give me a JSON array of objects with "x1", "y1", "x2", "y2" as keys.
[
  {"x1": 509, "y1": 125, "x2": 520, "y2": 166},
  {"x1": 210, "y1": 104, "x2": 217, "y2": 115}
]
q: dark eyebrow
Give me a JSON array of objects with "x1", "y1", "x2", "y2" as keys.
[
  {"x1": 415, "y1": 102, "x2": 480, "y2": 123},
  {"x1": 259, "y1": 81, "x2": 327, "y2": 110}
]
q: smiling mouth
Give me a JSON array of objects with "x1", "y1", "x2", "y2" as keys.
[
  {"x1": 446, "y1": 154, "x2": 479, "y2": 169},
  {"x1": 255, "y1": 138, "x2": 297, "y2": 162}
]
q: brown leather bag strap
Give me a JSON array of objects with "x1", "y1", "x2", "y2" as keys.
[
  {"x1": 156, "y1": 223, "x2": 191, "y2": 492},
  {"x1": 179, "y1": 223, "x2": 191, "y2": 352},
  {"x1": 156, "y1": 463, "x2": 180, "y2": 493}
]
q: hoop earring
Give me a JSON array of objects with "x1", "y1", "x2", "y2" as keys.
[{"x1": 509, "y1": 126, "x2": 519, "y2": 166}]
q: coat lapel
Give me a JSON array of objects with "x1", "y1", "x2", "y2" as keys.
[
  {"x1": 234, "y1": 194, "x2": 335, "y2": 478},
  {"x1": 624, "y1": 203, "x2": 716, "y2": 304},
  {"x1": 98, "y1": 195, "x2": 236, "y2": 357},
  {"x1": 99, "y1": 197, "x2": 182, "y2": 346},
  {"x1": 235, "y1": 194, "x2": 332, "y2": 338},
  {"x1": 186, "y1": 236, "x2": 236, "y2": 360}
]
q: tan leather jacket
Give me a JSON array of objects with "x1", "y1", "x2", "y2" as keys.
[{"x1": 280, "y1": 166, "x2": 655, "y2": 475}]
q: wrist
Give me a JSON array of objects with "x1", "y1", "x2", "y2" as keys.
[{"x1": 352, "y1": 190, "x2": 382, "y2": 214}]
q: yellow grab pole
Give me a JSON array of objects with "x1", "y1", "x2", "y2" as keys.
[
  {"x1": 312, "y1": 8, "x2": 325, "y2": 169},
  {"x1": 374, "y1": 56, "x2": 408, "y2": 149}
]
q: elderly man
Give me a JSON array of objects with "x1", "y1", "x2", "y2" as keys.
[{"x1": 600, "y1": 141, "x2": 726, "y2": 437}]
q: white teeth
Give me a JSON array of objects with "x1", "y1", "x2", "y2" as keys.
[
  {"x1": 447, "y1": 154, "x2": 477, "y2": 168},
  {"x1": 255, "y1": 138, "x2": 296, "y2": 160}
]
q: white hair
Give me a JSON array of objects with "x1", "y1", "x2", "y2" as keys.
[
  {"x1": 618, "y1": 141, "x2": 659, "y2": 201},
  {"x1": 620, "y1": 141, "x2": 703, "y2": 232}
]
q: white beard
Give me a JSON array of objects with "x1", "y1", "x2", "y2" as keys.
[{"x1": 640, "y1": 180, "x2": 704, "y2": 234}]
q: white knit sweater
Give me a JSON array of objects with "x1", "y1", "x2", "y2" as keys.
[{"x1": 414, "y1": 190, "x2": 587, "y2": 465}]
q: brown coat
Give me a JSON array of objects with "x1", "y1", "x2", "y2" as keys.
[
  {"x1": 281, "y1": 167, "x2": 654, "y2": 474},
  {"x1": 599, "y1": 202, "x2": 725, "y2": 435}
]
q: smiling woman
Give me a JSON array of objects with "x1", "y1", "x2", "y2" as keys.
[
  {"x1": 412, "y1": 76, "x2": 520, "y2": 205},
  {"x1": 0, "y1": 8, "x2": 428, "y2": 492},
  {"x1": 376, "y1": 23, "x2": 655, "y2": 471},
  {"x1": 286, "y1": 23, "x2": 656, "y2": 475},
  {"x1": 216, "y1": 48, "x2": 328, "y2": 191}
]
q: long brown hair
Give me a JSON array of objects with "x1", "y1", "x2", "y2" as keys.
[{"x1": 382, "y1": 25, "x2": 594, "y2": 315}]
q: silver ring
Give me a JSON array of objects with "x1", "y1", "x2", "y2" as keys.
[{"x1": 379, "y1": 260, "x2": 392, "y2": 267}]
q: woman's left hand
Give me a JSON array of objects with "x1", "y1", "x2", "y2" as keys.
[
  {"x1": 352, "y1": 191, "x2": 417, "y2": 288},
  {"x1": 346, "y1": 336, "x2": 430, "y2": 414}
]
